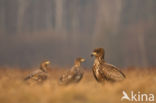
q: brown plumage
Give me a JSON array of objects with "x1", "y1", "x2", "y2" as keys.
[
  {"x1": 24, "y1": 60, "x2": 50, "y2": 83},
  {"x1": 91, "y1": 48, "x2": 125, "y2": 83},
  {"x1": 59, "y1": 57, "x2": 85, "y2": 85}
]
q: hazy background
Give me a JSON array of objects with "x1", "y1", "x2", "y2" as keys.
[{"x1": 0, "y1": 0, "x2": 155, "y2": 68}]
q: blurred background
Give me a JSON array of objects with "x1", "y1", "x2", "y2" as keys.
[{"x1": 0, "y1": 0, "x2": 155, "y2": 68}]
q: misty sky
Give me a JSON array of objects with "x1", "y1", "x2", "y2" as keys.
[{"x1": 0, "y1": 0, "x2": 155, "y2": 68}]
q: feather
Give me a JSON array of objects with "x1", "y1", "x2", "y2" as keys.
[
  {"x1": 91, "y1": 48, "x2": 125, "y2": 83},
  {"x1": 59, "y1": 57, "x2": 84, "y2": 85},
  {"x1": 24, "y1": 60, "x2": 50, "y2": 83}
]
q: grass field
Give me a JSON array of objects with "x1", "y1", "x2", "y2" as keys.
[{"x1": 0, "y1": 67, "x2": 155, "y2": 103}]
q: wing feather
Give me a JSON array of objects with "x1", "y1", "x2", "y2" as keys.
[
  {"x1": 59, "y1": 66, "x2": 83, "y2": 85},
  {"x1": 100, "y1": 63, "x2": 125, "y2": 81},
  {"x1": 24, "y1": 69, "x2": 43, "y2": 80},
  {"x1": 59, "y1": 72, "x2": 74, "y2": 85}
]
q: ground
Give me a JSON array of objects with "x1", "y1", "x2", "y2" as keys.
[{"x1": 0, "y1": 67, "x2": 155, "y2": 103}]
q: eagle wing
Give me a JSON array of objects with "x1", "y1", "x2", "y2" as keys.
[
  {"x1": 99, "y1": 63, "x2": 125, "y2": 81},
  {"x1": 59, "y1": 72, "x2": 75, "y2": 85},
  {"x1": 59, "y1": 66, "x2": 83, "y2": 85},
  {"x1": 73, "y1": 71, "x2": 83, "y2": 83},
  {"x1": 24, "y1": 69, "x2": 43, "y2": 81}
]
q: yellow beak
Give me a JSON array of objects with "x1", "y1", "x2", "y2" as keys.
[
  {"x1": 45, "y1": 61, "x2": 50, "y2": 64},
  {"x1": 91, "y1": 52, "x2": 97, "y2": 57},
  {"x1": 81, "y1": 58, "x2": 85, "y2": 62}
]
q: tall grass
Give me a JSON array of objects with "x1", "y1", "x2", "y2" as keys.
[{"x1": 0, "y1": 67, "x2": 155, "y2": 103}]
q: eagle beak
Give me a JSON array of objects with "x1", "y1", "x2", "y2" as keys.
[
  {"x1": 81, "y1": 58, "x2": 85, "y2": 62},
  {"x1": 91, "y1": 52, "x2": 97, "y2": 57},
  {"x1": 46, "y1": 61, "x2": 50, "y2": 64}
]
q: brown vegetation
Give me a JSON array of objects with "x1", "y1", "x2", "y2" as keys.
[{"x1": 0, "y1": 67, "x2": 155, "y2": 103}]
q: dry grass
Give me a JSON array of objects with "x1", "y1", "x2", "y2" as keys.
[{"x1": 0, "y1": 67, "x2": 155, "y2": 103}]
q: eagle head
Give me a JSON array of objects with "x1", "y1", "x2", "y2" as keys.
[
  {"x1": 91, "y1": 48, "x2": 105, "y2": 58},
  {"x1": 40, "y1": 60, "x2": 51, "y2": 72},
  {"x1": 74, "y1": 57, "x2": 85, "y2": 66},
  {"x1": 75, "y1": 57, "x2": 85, "y2": 63}
]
